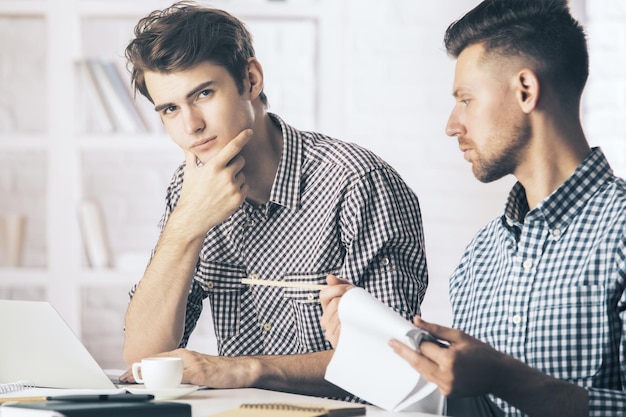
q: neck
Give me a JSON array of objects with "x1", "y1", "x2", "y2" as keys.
[
  {"x1": 241, "y1": 112, "x2": 283, "y2": 205},
  {"x1": 515, "y1": 114, "x2": 590, "y2": 209}
]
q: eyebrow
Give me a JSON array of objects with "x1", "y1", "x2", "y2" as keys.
[
  {"x1": 153, "y1": 81, "x2": 215, "y2": 112},
  {"x1": 452, "y1": 87, "x2": 472, "y2": 99}
]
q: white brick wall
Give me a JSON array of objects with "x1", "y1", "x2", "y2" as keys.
[
  {"x1": 0, "y1": 152, "x2": 47, "y2": 267},
  {"x1": 584, "y1": 0, "x2": 626, "y2": 179},
  {"x1": 329, "y1": 0, "x2": 516, "y2": 326},
  {"x1": 3, "y1": 0, "x2": 625, "y2": 369}
]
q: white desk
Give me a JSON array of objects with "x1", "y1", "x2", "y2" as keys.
[{"x1": 175, "y1": 388, "x2": 441, "y2": 417}]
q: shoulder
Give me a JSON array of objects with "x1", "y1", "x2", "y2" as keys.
[
  {"x1": 465, "y1": 216, "x2": 506, "y2": 250},
  {"x1": 589, "y1": 175, "x2": 626, "y2": 218},
  {"x1": 590, "y1": 176, "x2": 626, "y2": 236},
  {"x1": 300, "y1": 130, "x2": 395, "y2": 178}
]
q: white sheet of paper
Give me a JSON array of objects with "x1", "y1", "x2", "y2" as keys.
[{"x1": 324, "y1": 287, "x2": 442, "y2": 413}]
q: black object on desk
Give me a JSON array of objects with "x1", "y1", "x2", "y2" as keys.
[
  {"x1": 1, "y1": 399, "x2": 191, "y2": 416},
  {"x1": 51, "y1": 393, "x2": 155, "y2": 402}
]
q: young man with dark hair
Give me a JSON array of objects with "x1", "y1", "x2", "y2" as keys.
[
  {"x1": 322, "y1": 1, "x2": 625, "y2": 415},
  {"x1": 120, "y1": 1, "x2": 428, "y2": 400}
]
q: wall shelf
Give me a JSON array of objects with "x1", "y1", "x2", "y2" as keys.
[{"x1": 0, "y1": 0, "x2": 329, "y2": 368}]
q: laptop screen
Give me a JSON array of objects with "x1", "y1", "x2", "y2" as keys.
[{"x1": 0, "y1": 299, "x2": 117, "y2": 389}]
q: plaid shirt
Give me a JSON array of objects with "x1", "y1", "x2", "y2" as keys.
[
  {"x1": 450, "y1": 148, "x2": 626, "y2": 416},
  {"x1": 141, "y1": 114, "x2": 427, "y2": 360}
]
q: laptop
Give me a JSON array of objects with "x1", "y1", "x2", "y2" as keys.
[{"x1": 0, "y1": 299, "x2": 118, "y2": 389}]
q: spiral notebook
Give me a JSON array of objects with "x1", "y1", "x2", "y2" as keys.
[
  {"x1": 0, "y1": 299, "x2": 117, "y2": 391},
  {"x1": 211, "y1": 403, "x2": 366, "y2": 417},
  {"x1": 0, "y1": 380, "x2": 33, "y2": 395}
]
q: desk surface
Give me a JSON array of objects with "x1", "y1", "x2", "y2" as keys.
[{"x1": 175, "y1": 388, "x2": 440, "y2": 417}]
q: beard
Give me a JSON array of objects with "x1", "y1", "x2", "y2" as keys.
[{"x1": 472, "y1": 116, "x2": 532, "y2": 183}]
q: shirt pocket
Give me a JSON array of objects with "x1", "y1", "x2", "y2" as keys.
[
  {"x1": 528, "y1": 284, "x2": 606, "y2": 381},
  {"x1": 194, "y1": 261, "x2": 247, "y2": 341},
  {"x1": 283, "y1": 271, "x2": 333, "y2": 352}
]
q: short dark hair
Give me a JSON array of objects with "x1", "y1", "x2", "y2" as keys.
[
  {"x1": 444, "y1": 0, "x2": 588, "y2": 105},
  {"x1": 125, "y1": 1, "x2": 268, "y2": 106}
]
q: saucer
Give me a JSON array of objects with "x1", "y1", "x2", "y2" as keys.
[{"x1": 126, "y1": 384, "x2": 200, "y2": 400}]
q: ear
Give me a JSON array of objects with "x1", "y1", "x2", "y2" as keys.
[
  {"x1": 246, "y1": 57, "x2": 264, "y2": 100},
  {"x1": 516, "y1": 68, "x2": 540, "y2": 113}
]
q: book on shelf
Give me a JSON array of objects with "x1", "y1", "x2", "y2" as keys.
[
  {"x1": 100, "y1": 60, "x2": 151, "y2": 133},
  {"x1": 210, "y1": 402, "x2": 366, "y2": 417},
  {"x1": 77, "y1": 199, "x2": 113, "y2": 269},
  {"x1": 0, "y1": 399, "x2": 191, "y2": 417},
  {"x1": 324, "y1": 287, "x2": 444, "y2": 414},
  {"x1": 77, "y1": 60, "x2": 115, "y2": 134},
  {"x1": 83, "y1": 58, "x2": 148, "y2": 134}
]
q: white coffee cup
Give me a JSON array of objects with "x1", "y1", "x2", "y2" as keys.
[{"x1": 131, "y1": 357, "x2": 183, "y2": 390}]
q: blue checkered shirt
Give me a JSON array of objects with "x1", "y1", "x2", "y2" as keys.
[
  {"x1": 135, "y1": 114, "x2": 427, "y2": 367},
  {"x1": 450, "y1": 148, "x2": 626, "y2": 416}
]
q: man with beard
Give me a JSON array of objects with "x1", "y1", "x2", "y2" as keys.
[{"x1": 321, "y1": 1, "x2": 626, "y2": 416}]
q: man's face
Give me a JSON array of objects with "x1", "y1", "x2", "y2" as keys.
[
  {"x1": 145, "y1": 62, "x2": 254, "y2": 164},
  {"x1": 445, "y1": 43, "x2": 531, "y2": 183}
]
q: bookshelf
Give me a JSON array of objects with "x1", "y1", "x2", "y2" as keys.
[{"x1": 0, "y1": 0, "x2": 339, "y2": 368}]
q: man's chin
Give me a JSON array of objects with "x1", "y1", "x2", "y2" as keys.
[{"x1": 473, "y1": 165, "x2": 509, "y2": 184}]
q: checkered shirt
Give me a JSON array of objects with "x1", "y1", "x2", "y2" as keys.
[
  {"x1": 450, "y1": 148, "x2": 626, "y2": 416},
  {"x1": 138, "y1": 113, "x2": 427, "y2": 367}
]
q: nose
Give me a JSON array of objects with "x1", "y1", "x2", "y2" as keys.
[
  {"x1": 183, "y1": 107, "x2": 205, "y2": 135},
  {"x1": 445, "y1": 108, "x2": 465, "y2": 137}
]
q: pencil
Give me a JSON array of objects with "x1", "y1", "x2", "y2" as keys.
[
  {"x1": 0, "y1": 396, "x2": 47, "y2": 404},
  {"x1": 241, "y1": 278, "x2": 327, "y2": 290}
]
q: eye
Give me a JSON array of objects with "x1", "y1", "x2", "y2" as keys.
[
  {"x1": 460, "y1": 99, "x2": 471, "y2": 105},
  {"x1": 198, "y1": 89, "x2": 213, "y2": 99},
  {"x1": 162, "y1": 105, "x2": 178, "y2": 116}
]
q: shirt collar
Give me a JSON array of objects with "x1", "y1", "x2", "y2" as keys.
[
  {"x1": 266, "y1": 113, "x2": 302, "y2": 211},
  {"x1": 503, "y1": 147, "x2": 614, "y2": 231}
]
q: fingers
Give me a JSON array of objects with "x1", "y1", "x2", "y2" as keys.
[
  {"x1": 326, "y1": 274, "x2": 351, "y2": 286},
  {"x1": 320, "y1": 298, "x2": 341, "y2": 348},
  {"x1": 390, "y1": 338, "x2": 428, "y2": 366},
  {"x1": 184, "y1": 129, "x2": 252, "y2": 174},
  {"x1": 118, "y1": 369, "x2": 135, "y2": 383},
  {"x1": 319, "y1": 277, "x2": 353, "y2": 311},
  {"x1": 319, "y1": 293, "x2": 338, "y2": 330},
  {"x1": 216, "y1": 129, "x2": 253, "y2": 168},
  {"x1": 413, "y1": 316, "x2": 459, "y2": 343},
  {"x1": 324, "y1": 318, "x2": 341, "y2": 348},
  {"x1": 184, "y1": 149, "x2": 198, "y2": 168},
  {"x1": 389, "y1": 337, "x2": 460, "y2": 396},
  {"x1": 319, "y1": 274, "x2": 355, "y2": 348},
  {"x1": 389, "y1": 338, "x2": 441, "y2": 383}
]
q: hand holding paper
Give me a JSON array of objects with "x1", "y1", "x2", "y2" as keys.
[
  {"x1": 319, "y1": 275, "x2": 354, "y2": 348},
  {"x1": 324, "y1": 287, "x2": 443, "y2": 413}
]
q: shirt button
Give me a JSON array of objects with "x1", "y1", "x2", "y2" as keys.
[
  {"x1": 206, "y1": 281, "x2": 214, "y2": 289},
  {"x1": 512, "y1": 315, "x2": 522, "y2": 325},
  {"x1": 380, "y1": 257, "x2": 390, "y2": 267},
  {"x1": 551, "y1": 228, "x2": 562, "y2": 237},
  {"x1": 522, "y1": 259, "x2": 533, "y2": 270},
  {"x1": 249, "y1": 272, "x2": 259, "y2": 280},
  {"x1": 263, "y1": 322, "x2": 272, "y2": 331},
  {"x1": 307, "y1": 292, "x2": 315, "y2": 301}
]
